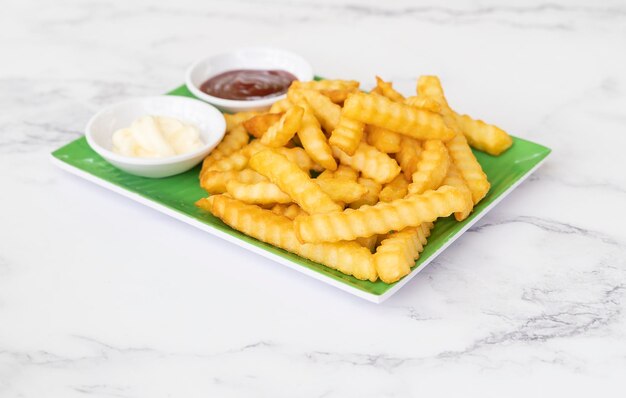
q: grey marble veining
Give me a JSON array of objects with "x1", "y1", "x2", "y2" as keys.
[{"x1": 1, "y1": 0, "x2": 626, "y2": 397}]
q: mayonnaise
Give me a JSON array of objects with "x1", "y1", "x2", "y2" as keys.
[{"x1": 112, "y1": 115, "x2": 204, "y2": 158}]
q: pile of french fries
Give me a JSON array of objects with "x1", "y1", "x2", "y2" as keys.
[{"x1": 196, "y1": 76, "x2": 513, "y2": 283}]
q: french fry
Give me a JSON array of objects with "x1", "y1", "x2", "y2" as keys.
[
  {"x1": 342, "y1": 92, "x2": 454, "y2": 141},
  {"x1": 271, "y1": 203, "x2": 308, "y2": 220},
  {"x1": 224, "y1": 111, "x2": 259, "y2": 132},
  {"x1": 441, "y1": 162, "x2": 473, "y2": 221},
  {"x1": 395, "y1": 137, "x2": 422, "y2": 180},
  {"x1": 407, "y1": 140, "x2": 450, "y2": 195},
  {"x1": 207, "y1": 140, "x2": 266, "y2": 172},
  {"x1": 290, "y1": 89, "x2": 341, "y2": 133},
  {"x1": 356, "y1": 235, "x2": 378, "y2": 252},
  {"x1": 198, "y1": 195, "x2": 377, "y2": 281},
  {"x1": 315, "y1": 178, "x2": 367, "y2": 203},
  {"x1": 261, "y1": 106, "x2": 304, "y2": 147},
  {"x1": 226, "y1": 180, "x2": 291, "y2": 205},
  {"x1": 319, "y1": 89, "x2": 355, "y2": 104},
  {"x1": 249, "y1": 149, "x2": 341, "y2": 214},
  {"x1": 275, "y1": 146, "x2": 322, "y2": 172},
  {"x1": 200, "y1": 168, "x2": 267, "y2": 194},
  {"x1": 333, "y1": 142, "x2": 401, "y2": 184},
  {"x1": 291, "y1": 79, "x2": 360, "y2": 92},
  {"x1": 373, "y1": 223, "x2": 433, "y2": 283},
  {"x1": 269, "y1": 98, "x2": 293, "y2": 113},
  {"x1": 292, "y1": 101, "x2": 337, "y2": 170},
  {"x1": 243, "y1": 113, "x2": 283, "y2": 138},
  {"x1": 349, "y1": 177, "x2": 382, "y2": 209},
  {"x1": 417, "y1": 76, "x2": 490, "y2": 204},
  {"x1": 295, "y1": 186, "x2": 467, "y2": 243},
  {"x1": 454, "y1": 114, "x2": 513, "y2": 156},
  {"x1": 333, "y1": 164, "x2": 359, "y2": 181},
  {"x1": 366, "y1": 125, "x2": 402, "y2": 153},
  {"x1": 375, "y1": 76, "x2": 405, "y2": 102},
  {"x1": 199, "y1": 124, "x2": 249, "y2": 180},
  {"x1": 404, "y1": 96, "x2": 442, "y2": 113},
  {"x1": 379, "y1": 174, "x2": 409, "y2": 202},
  {"x1": 329, "y1": 113, "x2": 365, "y2": 156}
]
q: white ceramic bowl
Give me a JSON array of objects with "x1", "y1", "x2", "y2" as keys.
[
  {"x1": 185, "y1": 47, "x2": 313, "y2": 113},
  {"x1": 86, "y1": 96, "x2": 226, "y2": 178}
]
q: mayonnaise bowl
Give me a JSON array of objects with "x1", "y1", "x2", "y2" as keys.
[{"x1": 86, "y1": 96, "x2": 226, "y2": 178}]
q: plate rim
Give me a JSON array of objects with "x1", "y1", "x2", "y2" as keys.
[{"x1": 49, "y1": 150, "x2": 549, "y2": 304}]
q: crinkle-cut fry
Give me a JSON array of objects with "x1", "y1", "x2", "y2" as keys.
[
  {"x1": 342, "y1": 93, "x2": 454, "y2": 141},
  {"x1": 207, "y1": 140, "x2": 266, "y2": 172},
  {"x1": 198, "y1": 195, "x2": 377, "y2": 281},
  {"x1": 333, "y1": 142, "x2": 400, "y2": 184},
  {"x1": 295, "y1": 186, "x2": 466, "y2": 243},
  {"x1": 226, "y1": 180, "x2": 291, "y2": 205},
  {"x1": 269, "y1": 98, "x2": 293, "y2": 113},
  {"x1": 261, "y1": 106, "x2": 303, "y2": 147},
  {"x1": 224, "y1": 111, "x2": 260, "y2": 132},
  {"x1": 319, "y1": 89, "x2": 355, "y2": 104},
  {"x1": 379, "y1": 174, "x2": 409, "y2": 202},
  {"x1": 291, "y1": 101, "x2": 337, "y2": 170},
  {"x1": 416, "y1": 76, "x2": 490, "y2": 204},
  {"x1": 199, "y1": 124, "x2": 249, "y2": 180},
  {"x1": 249, "y1": 149, "x2": 341, "y2": 214},
  {"x1": 290, "y1": 79, "x2": 360, "y2": 92},
  {"x1": 408, "y1": 140, "x2": 450, "y2": 195},
  {"x1": 366, "y1": 125, "x2": 402, "y2": 154},
  {"x1": 329, "y1": 113, "x2": 365, "y2": 156},
  {"x1": 395, "y1": 137, "x2": 422, "y2": 180},
  {"x1": 315, "y1": 178, "x2": 367, "y2": 203},
  {"x1": 454, "y1": 113, "x2": 513, "y2": 156},
  {"x1": 333, "y1": 164, "x2": 359, "y2": 181},
  {"x1": 373, "y1": 223, "x2": 433, "y2": 283},
  {"x1": 270, "y1": 203, "x2": 308, "y2": 220},
  {"x1": 274, "y1": 146, "x2": 321, "y2": 172},
  {"x1": 404, "y1": 96, "x2": 442, "y2": 113},
  {"x1": 442, "y1": 162, "x2": 473, "y2": 221},
  {"x1": 375, "y1": 76, "x2": 405, "y2": 102},
  {"x1": 243, "y1": 113, "x2": 283, "y2": 138},
  {"x1": 290, "y1": 89, "x2": 341, "y2": 133},
  {"x1": 349, "y1": 177, "x2": 382, "y2": 209},
  {"x1": 356, "y1": 235, "x2": 378, "y2": 252},
  {"x1": 200, "y1": 168, "x2": 267, "y2": 194}
]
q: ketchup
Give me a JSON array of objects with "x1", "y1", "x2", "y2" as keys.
[{"x1": 200, "y1": 69, "x2": 298, "y2": 101}]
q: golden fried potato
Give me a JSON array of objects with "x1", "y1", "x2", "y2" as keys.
[
  {"x1": 295, "y1": 186, "x2": 467, "y2": 243},
  {"x1": 270, "y1": 203, "x2": 308, "y2": 220},
  {"x1": 373, "y1": 223, "x2": 433, "y2": 283},
  {"x1": 349, "y1": 177, "x2": 382, "y2": 209},
  {"x1": 249, "y1": 149, "x2": 341, "y2": 214},
  {"x1": 243, "y1": 113, "x2": 283, "y2": 138},
  {"x1": 200, "y1": 168, "x2": 267, "y2": 194},
  {"x1": 329, "y1": 114, "x2": 365, "y2": 156},
  {"x1": 224, "y1": 111, "x2": 260, "y2": 132},
  {"x1": 333, "y1": 142, "x2": 400, "y2": 184},
  {"x1": 379, "y1": 174, "x2": 409, "y2": 202},
  {"x1": 375, "y1": 76, "x2": 405, "y2": 102},
  {"x1": 455, "y1": 114, "x2": 513, "y2": 156},
  {"x1": 275, "y1": 146, "x2": 321, "y2": 172},
  {"x1": 342, "y1": 93, "x2": 454, "y2": 141},
  {"x1": 366, "y1": 125, "x2": 402, "y2": 154},
  {"x1": 333, "y1": 164, "x2": 359, "y2": 181},
  {"x1": 395, "y1": 137, "x2": 422, "y2": 180},
  {"x1": 207, "y1": 140, "x2": 266, "y2": 172},
  {"x1": 319, "y1": 89, "x2": 355, "y2": 105},
  {"x1": 199, "y1": 124, "x2": 249, "y2": 180},
  {"x1": 315, "y1": 178, "x2": 367, "y2": 203},
  {"x1": 290, "y1": 89, "x2": 341, "y2": 133},
  {"x1": 226, "y1": 180, "x2": 292, "y2": 205},
  {"x1": 441, "y1": 162, "x2": 473, "y2": 221},
  {"x1": 269, "y1": 98, "x2": 293, "y2": 113},
  {"x1": 291, "y1": 79, "x2": 359, "y2": 92},
  {"x1": 261, "y1": 106, "x2": 303, "y2": 147},
  {"x1": 404, "y1": 96, "x2": 442, "y2": 113},
  {"x1": 293, "y1": 101, "x2": 337, "y2": 170},
  {"x1": 198, "y1": 195, "x2": 377, "y2": 281},
  {"x1": 408, "y1": 140, "x2": 450, "y2": 195},
  {"x1": 356, "y1": 235, "x2": 378, "y2": 252}
]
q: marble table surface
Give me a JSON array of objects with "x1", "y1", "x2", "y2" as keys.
[{"x1": 1, "y1": 0, "x2": 626, "y2": 396}]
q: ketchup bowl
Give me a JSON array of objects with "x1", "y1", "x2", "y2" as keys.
[
  {"x1": 86, "y1": 96, "x2": 226, "y2": 178},
  {"x1": 186, "y1": 47, "x2": 313, "y2": 113}
]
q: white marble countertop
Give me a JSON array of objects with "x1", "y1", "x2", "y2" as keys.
[{"x1": 1, "y1": 0, "x2": 626, "y2": 396}]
